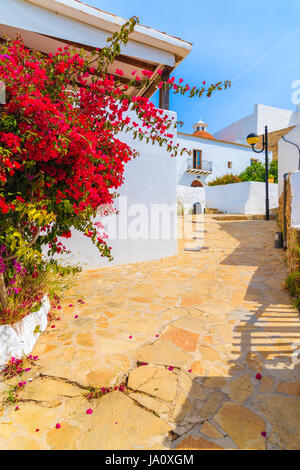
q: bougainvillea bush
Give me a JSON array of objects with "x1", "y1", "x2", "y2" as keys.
[
  {"x1": 0, "y1": 17, "x2": 230, "y2": 319},
  {"x1": 208, "y1": 174, "x2": 242, "y2": 186}
]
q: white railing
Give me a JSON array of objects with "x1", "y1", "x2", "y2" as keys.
[{"x1": 186, "y1": 158, "x2": 212, "y2": 172}]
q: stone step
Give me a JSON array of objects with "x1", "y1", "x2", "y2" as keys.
[
  {"x1": 213, "y1": 214, "x2": 276, "y2": 221},
  {"x1": 184, "y1": 243, "x2": 202, "y2": 252}
]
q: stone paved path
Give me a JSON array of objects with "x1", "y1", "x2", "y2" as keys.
[{"x1": 1, "y1": 216, "x2": 300, "y2": 450}]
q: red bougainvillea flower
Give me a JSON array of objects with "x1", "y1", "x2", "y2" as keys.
[
  {"x1": 261, "y1": 431, "x2": 267, "y2": 437},
  {"x1": 188, "y1": 369, "x2": 192, "y2": 373},
  {"x1": 75, "y1": 315, "x2": 78, "y2": 319},
  {"x1": 68, "y1": 304, "x2": 73, "y2": 307},
  {"x1": 86, "y1": 408, "x2": 93, "y2": 415},
  {"x1": 129, "y1": 335, "x2": 132, "y2": 339},
  {"x1": 35, "y1": 429, "x2": 40, "y2": 432},
  {"x1": 55, "y1": 423, "x2": 61, "y2": 429},
  {"x1": 15, "y1": 406, "x2": 19, "y2": 411},
  {"x1": 255, "y1": 373, "x2": 262, "y2": 380},
  {"x1": 155, "y1": 334, "x2": 159, "y2": 338},
  {"x1": 0, "y1": 29, "x2": 229, "y2": 319},
  {"x1": 168, "y1": 366, "x2": 173, "y2": 371},
  {"x1": 51, "y1": 325, "x2": 55, "y2": 328}
]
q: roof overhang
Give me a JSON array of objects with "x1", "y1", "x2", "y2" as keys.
[{"x1": 0, "y1": 0, "x2": 192, "y2": 98}]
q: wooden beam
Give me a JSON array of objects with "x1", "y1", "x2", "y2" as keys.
[{"x1": 159, "y1": 69, "x2": 170, "y2": 110}]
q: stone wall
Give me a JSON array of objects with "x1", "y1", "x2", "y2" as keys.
[{"x1": 278, "y1": 172, "x2": 300, "y2": 303}]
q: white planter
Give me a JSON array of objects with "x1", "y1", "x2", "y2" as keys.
[{"x1": 0, "y1": 295, "x2": 50, "y2": 370}]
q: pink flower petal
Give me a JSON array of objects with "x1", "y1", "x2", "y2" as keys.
[{"x1": 55, "y1": 423, "x2": 61, "y2": 429}]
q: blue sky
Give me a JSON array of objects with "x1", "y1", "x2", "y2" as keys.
[{"x1": 86, "y1": 0, "x2": 300, "y2": 136}]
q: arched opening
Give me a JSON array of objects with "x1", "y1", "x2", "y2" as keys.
[
  {"x1": 191, "y1": 179, "x2": 203, "y2": 187},
  {"x1": 193, "y1": 202, "x2": 203, "y2": 214}
]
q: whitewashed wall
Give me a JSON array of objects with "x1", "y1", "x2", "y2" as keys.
[
  {"x1": 214, "y1": 104, "x2": 298, "y2": 144},
  {"x1": 290, "y1": 171, "x2": 300, "y2": 228},
  {"x1": 58, "y1": 110, "x2": 178, "y2": 268},
  {"x1": 213, "y1": 112, "x2": 257, "y2": 144},
  {"x1": 177, "y1": 134, "x2": 257, "y2": 186},
  {"x1": 206, "y1": 181, "x2": 278, "y2": 215},
  {"x1": 177, "y1": 185, "x2": 205, "y2": 214},
  {"x1": 278, "y1": 126, "x2": 300, "y2": 195}
]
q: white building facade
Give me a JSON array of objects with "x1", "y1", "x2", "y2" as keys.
[
  {"x1": 214, "y1": 103, "x2": 300, "y2": 144},
  {"x1": 278, "y1": 126, "x2": 300, "y2": 195},
  {"x1": 177, "y1": 119, "x2": 258, "y2": 188},
  {"x1": 175, "y1": 120, "x2": 278, "y2": 215}
]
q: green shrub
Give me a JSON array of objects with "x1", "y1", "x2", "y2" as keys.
[
  {"x1": 285, "y1": 272, "x2": 300, "y2": 309},
  {"x1": 239, "y1": 159, "x2": 278, "y2": 183},
  {"x1": 208, "y1": 174, "x2": 241, "y2": 186}
]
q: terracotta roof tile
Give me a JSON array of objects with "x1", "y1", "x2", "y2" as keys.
[{"x1": 192, "y1": 130, "x2": 216, "y2": 140}]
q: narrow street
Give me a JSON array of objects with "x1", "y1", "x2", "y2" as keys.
[{"x1": 1, "y1": 215, "x2": 299, "y2": 450}]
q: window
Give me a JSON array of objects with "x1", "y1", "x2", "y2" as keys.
[
  {"x1": 251, "y1": 158, "x2": 258, "y2": 166},
  {"x1": 228, "y1": 161, "x2": 232, "y2": 169},
  {"x1": 193, "y1": 149, "x2": 202, "y2": 169}
]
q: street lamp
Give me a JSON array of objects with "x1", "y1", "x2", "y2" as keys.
[{"x1": 246, "y1": 125, "x2": 269, "y2": 220}]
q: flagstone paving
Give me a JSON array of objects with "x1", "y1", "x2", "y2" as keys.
[{"x1": 0, "y1": 216, "x2": 300, "y2": 450}]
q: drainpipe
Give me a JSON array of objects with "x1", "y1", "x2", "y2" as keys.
[
  {"x1": 282, "y1": 135, "x2": 300, "y2": 170},
  {"x1": 281, "y1": 135, "x2": 300, "y2": 249}
]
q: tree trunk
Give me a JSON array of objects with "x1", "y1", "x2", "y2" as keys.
[{"x1": 0, "y1": 272, "x2": 7, "y2": 311}]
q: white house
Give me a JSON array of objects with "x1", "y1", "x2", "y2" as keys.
[
  {"x1": 1, "y1": 0, "x2": 192, "y2": 267},
  {"x1": 214, "y1": 103, "x2": 300, "y2": 144},
  {"x1": 177, "y1": 118, "x2": 258, "y2": 188},
  {"x1": 176, "y1": 119, "x2": 279, "y2": 215}
]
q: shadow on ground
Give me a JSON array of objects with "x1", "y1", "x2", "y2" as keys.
[{"x1": 167, "y1": 220, "x2": 300, "y2": 450}]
